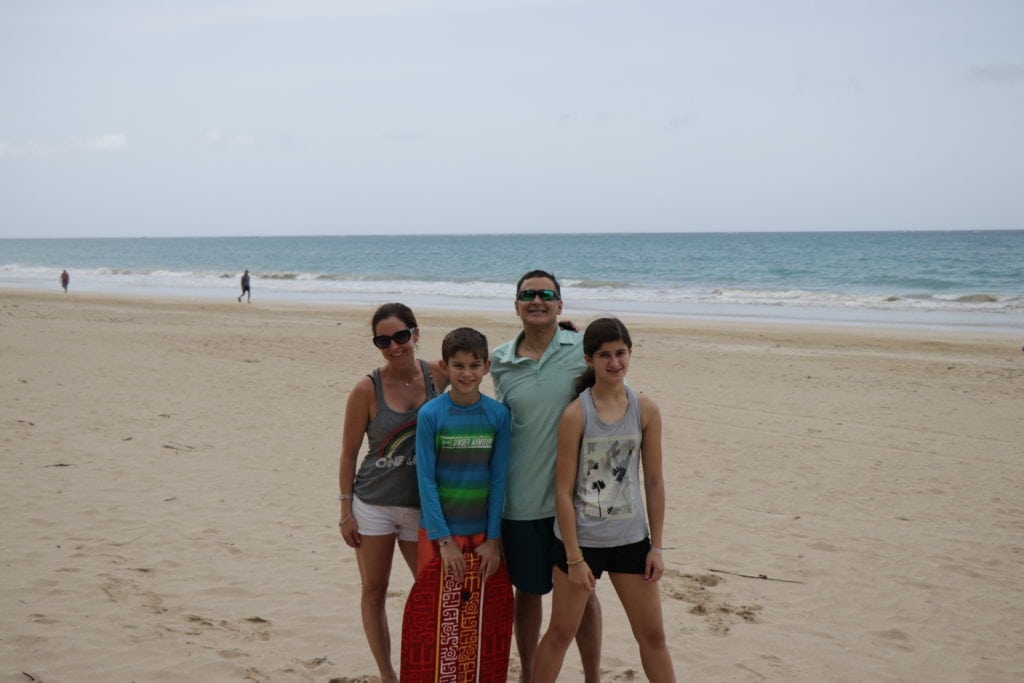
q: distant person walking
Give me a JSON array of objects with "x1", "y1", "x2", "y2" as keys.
[
  {"x1": 238, "y1": 270, "x2": 251, "y2": 303},
  {"x1": 60, "y1": 270, "x2": 70, "y2": 293}
]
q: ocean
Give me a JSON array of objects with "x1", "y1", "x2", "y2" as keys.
[{"x1": 2, "y1": 231, "x2": 1022, "y2": 332}]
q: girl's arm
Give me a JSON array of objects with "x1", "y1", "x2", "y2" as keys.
[
  {"x1": 339, "y1": 376, "x2": 374, "y2": 548},
  {"x1": 639, "y1": 394, "x2": 666, "y2": 582},
  {"x1": 555, "y1": 400, "x2": 595, "y2": 591}
]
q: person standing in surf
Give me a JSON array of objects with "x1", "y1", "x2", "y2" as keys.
[
  {"x1": 338, "y1": 302, "x2": 447, "y2": 683},
  {"x1": 237, "y1": 269, "x2": 251, "y2": 303},
  {"x1": 533, "y1": 318, "x2": 674, "y2": 682}
]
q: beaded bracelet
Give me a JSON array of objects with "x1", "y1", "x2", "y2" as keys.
[
  {"x1": 567, "y1": 551, "x2": 585, "y2": 567},
  {"x1": 338, "y1": 493, "x2": 353, "y2": 501}
]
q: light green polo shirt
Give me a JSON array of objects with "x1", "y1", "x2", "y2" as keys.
[{"x1": 490, "y1": 327, "x2": 586, "y2": 520}]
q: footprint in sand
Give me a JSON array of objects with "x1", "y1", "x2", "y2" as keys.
[
  {"x1": 871, "y1": 628, "x2": 913, "y2": 651},
  {"x1": 661, "y1": 570, "x2": 763, "y2": 635},
  {"x1": 184, "y1": 613, "x2": 272, "y2": 642},
  {"x1": 100, "y1": 573, "x2": 167, "y2": 614},
  {"x1": 29, "y1": 613, "x2": 59, "y2": 625}
]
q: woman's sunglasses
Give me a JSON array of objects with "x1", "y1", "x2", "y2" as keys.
[
  {"x1": 517, "y1": 289, "x2": 560, "y2": 302},
  {"x1": 372, "y1": 327, "x2": 416, "y2": 349}
]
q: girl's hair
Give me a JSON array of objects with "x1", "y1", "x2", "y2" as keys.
[
  {"x1": 575, "y1": 317, "x2": 633, "y2": 395},
  {"x1": 371, "y1": 302, "x2": 418, "y2": 334}
]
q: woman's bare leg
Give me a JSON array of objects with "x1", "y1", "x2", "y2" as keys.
[{"x1": 356, "y1": 534, "x2": 400, "y2": 683}]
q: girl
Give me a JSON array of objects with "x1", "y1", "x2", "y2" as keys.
[
  {"x1": 338, "y1": 303, "x2": 447, "y2": 683},
  {"x1": 533, "y1": 317, "x2": 675, "y2": 682}
]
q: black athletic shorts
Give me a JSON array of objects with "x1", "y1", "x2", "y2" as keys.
[
  {"x1": 501, "y1": 517, "x2": 556, "y2": 595},
  {"x1": 552, "y1": 537, "x2": 652, "y2": 579}
]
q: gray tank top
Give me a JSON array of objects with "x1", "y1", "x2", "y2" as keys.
[
  {"x1": 555, "y1": 386, "x2": 649, "y2": 547},
  {"x1": 353, "y1": 360, "x2": 437, "y2": 507}
]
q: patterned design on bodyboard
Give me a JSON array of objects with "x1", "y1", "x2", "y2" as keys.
[{"x1": 401, "y1": 552, "x2": 513, "y2": 682}]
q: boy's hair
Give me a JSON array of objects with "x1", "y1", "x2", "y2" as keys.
[
  {"x1": 515, "y1": 269, "x2": 562, "y2": 298},
  {"x1": 441, "y1": 327, "x2": 489, "y2": 363}
]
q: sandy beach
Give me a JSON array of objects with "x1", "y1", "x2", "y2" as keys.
[{"x1": 1, "y1": 289, "x2": 1022, "y2": 682}]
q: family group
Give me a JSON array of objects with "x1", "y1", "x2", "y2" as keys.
[{"x1": 337, "y1": 269, "x2": 675, "y2": 682}]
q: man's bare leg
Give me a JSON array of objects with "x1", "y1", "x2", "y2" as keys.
[{"x1": 514, "y1": 589, "x2": 543, "y2": 682}]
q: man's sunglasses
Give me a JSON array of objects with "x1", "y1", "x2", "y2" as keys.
[
  {"x1": 372, "y1": 327, "x2": 416, "y2": 349},
  {"x1": 517, "y1": 289, "x2": 560, "y2": 302}
]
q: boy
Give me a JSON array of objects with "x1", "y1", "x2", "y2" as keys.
[{"x1": 415, "y1": 327, "x2": 511, "y2": 581}]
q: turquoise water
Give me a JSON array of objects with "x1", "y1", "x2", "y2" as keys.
[{"x1": 2, "y1": 231, "x2": 1022, "y2": 331}]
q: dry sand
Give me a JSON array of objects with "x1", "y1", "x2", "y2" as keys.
[{"x1": 1, "y1": 289, "x2": 1022, "y2": 682}]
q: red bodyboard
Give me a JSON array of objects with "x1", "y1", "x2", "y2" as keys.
[{"x1": 401, "y1": 551, "x2": 513, "y2": 682}]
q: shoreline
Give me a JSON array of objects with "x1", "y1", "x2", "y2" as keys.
[
  {"x1": 5, "y1": 285, "x2": 1023, "y2": 336},
  {"x1": 2, "y1": 289, "x2": 1022, "y2": 681}
]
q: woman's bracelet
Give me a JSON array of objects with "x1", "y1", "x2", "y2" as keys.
[
  {"x1": 338, "y1": 514, "x2": 353, "y2": 528},
  {"x1": 338, "y1": 493, "x2": 354, "y2": 501},
  {"x1": 648, "y1": 546, "x2": 663, "y2": 553},
  {"x1": 567, "y1": 550, "x2": 585, "y2": 567}
]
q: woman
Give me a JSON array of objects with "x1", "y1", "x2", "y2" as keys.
[
  {"x1": 533, "y1": 317, "x2": 675, "y2": 682},
  {"x1": 338, "y1": 303, "x2": 447, "y2": 683}
]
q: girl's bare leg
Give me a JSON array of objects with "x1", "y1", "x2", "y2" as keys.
[
  {"x1": 531, "y1": 568, "x2": 593, "y2": 683},
  {"x1": 609, "y1": 573, "x2": 676, "y2": 683}
]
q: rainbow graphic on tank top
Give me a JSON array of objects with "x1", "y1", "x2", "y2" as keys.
[{"x1": 375, "y1": 419, "x2": 418, "y2": 468}]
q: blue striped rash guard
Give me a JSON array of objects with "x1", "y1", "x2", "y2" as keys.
[{"x1": 415, "y1": 392, "x2": 511, "y2": 540}]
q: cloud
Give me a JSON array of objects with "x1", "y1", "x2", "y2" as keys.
[
  {"x1": 205, "y1": 127, "x2": 296, "y2": 148},
  {"x1": 232, "y1": 133, "x2": 256, "y2": 147},
  {"x1": 666, "y1": 114, "x2": 694, "y2": 131},
  {"x1": 1, "y1": 134, "x2": 127, "y2": 158},
  {"x1": 0, "y1": 0, "x2": 574, "y2": 32},
  {"x1": 0, "y1": 140, "x2": 61, "y2": 158},
  {"x1": 77, "y1": 133, "x2": 128, "y2": 151},
  {"x1": 964, "y1": 62, "x2": 1024, "y2": 84},
  {"x1": 205, "y1": 128, "x2": 256, "y2": 146}
]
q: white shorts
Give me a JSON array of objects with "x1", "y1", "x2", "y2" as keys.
[{"x1": 352, "y1": 496, "x2": 420, "y2": 542}]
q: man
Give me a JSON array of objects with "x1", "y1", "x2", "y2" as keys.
[
  {"x1": 238, "y1": 269, "x2": 251, "y2": 303},
  {"x1": 490, "y1": 269, "x2": 601, "y2": 682}
]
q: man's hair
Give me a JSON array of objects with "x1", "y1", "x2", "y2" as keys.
[
  {"x1": 515, "y1": 269, "x2": 562, "y2": 298},
  {"x1": 441, "y1": 327, "x2": 489, "y2": 363}
]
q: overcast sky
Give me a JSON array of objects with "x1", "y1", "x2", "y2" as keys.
[{"x1": 1, "y1": 0, "x2": 1022, "y2": 238}]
